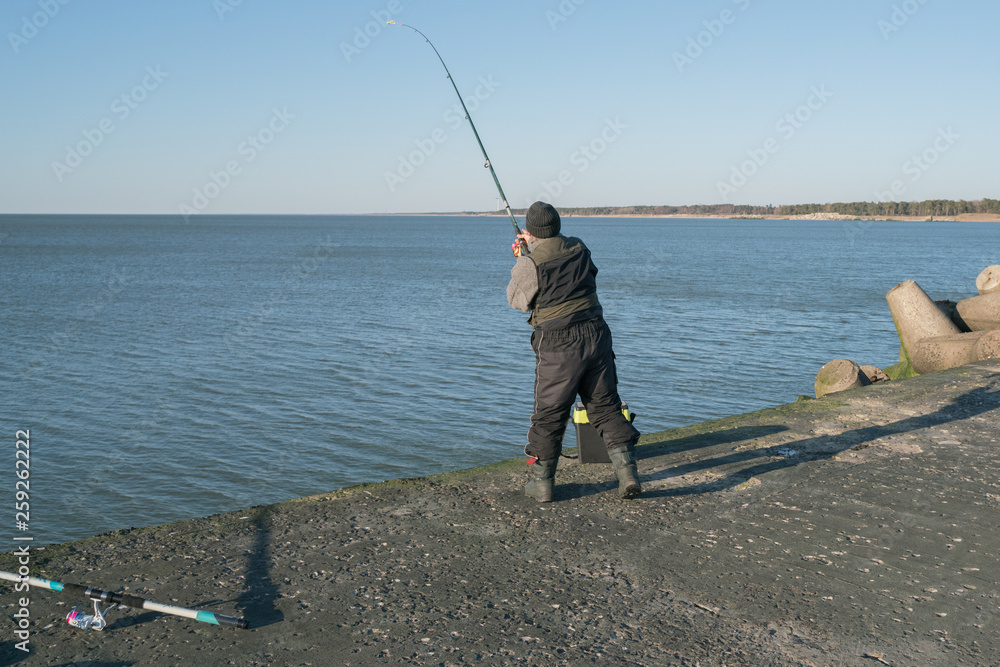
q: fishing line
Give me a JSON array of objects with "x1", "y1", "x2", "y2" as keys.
[{"x1": 387, "y1": 21, "x2": 527, "y2": 253}]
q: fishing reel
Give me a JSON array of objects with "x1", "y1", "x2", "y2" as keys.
[{"x1": 67, "y1": 599, "x2": 120, "y2": 631}]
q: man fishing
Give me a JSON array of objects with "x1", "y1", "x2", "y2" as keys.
[
  {"x1": 385, "y1": 26, "x2": 638, "y2": 500},
  {"x1": 507, "y1": 201, "x2": 641, "y2": 502}
]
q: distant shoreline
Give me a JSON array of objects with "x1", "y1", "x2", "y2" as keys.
[
  {"x1": 445, "y1": 212, "x2": 1000, "y2": 223},
  {"x1": 443, "y1": 198, "x2": 1000, "y2": 222},
  {"x1": 3, "y1": 212, "x2": 997, "y2": 222}
]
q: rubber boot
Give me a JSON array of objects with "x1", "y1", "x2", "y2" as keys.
[
  {"x1": 608, "y1": 446, "x2": 641, "y2": 499},
  {"x1": 525, "y1": 458, "x2": 558, "y2": 503}
]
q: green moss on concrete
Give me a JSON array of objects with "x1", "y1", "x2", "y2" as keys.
[
  {"x1": 732, "y1": 477, "x2": 762, "y2": 492},
  {"x1": 814, "y1": 361, "x2": 860, "y2": 397},
  {"x1": 885, "y1": 359, "x2": 919, "y2": 380},
  {"x1": 890, "y1": 318, "x2": 916, "y2": 369}
]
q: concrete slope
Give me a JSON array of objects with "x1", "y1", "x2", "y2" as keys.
[{"x1": 4, "y1": 361, "x2": 1000, "y2": 665}]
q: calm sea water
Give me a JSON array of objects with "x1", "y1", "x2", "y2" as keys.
[{"x1": 1, "y1": 214, "x2": 994, "y2": 545}]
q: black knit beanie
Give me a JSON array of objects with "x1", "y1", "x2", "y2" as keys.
[{"x1": 525, "y1": 201, "x2": 561, "y2": 239}]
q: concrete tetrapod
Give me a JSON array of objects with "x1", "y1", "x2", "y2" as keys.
[
  {"x1": 815, "y1": 359, "x2": 872, "y2": 398},
  {"x1": 886, "y1": 280, "x2": 960, "y2": 367},
  {"x1": 859, "y1": 364, "x2": 889, "y2": 383},
  {"x1": 955, "y1": 292, "x2": 1000, "y2": 332},
  {"x1": 933, "y1": 299, "x2": 968, "y2": 332},
  {"x1": 976, "y1": 265, "x2": 1000, "y2": 295},
  {"x1": 909, "y1": 329, "x2": 1000, "y2": 375}
]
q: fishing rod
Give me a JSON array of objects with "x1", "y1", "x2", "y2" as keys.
[
  {"x1": 0, "y1": 570, "x2": 248, "y2": 630},
  {"x1": 387, "y1": 21, "x2": 528, "y2": 254}
]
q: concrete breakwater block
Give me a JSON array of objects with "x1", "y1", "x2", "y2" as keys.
[
  {"x1": 886, "y1": 280, "x2": 961, "y2": 365},
  {"x1": 955, "y1": 292, "x2": 1000, "y2": 331},
  {"x1": 977, "y1": 265, "x2": 1000, "y2": 295},
  {"x1": 934, "y1": 299, "x2": 971, "y2": 332},
  {"x1": 909, "y1": 329, "x2": 1000, "y2": 374},
  {"x1": 815, "y1": 359, "x2": 872, "y2": 398},
  {"x1": 860, "y1": 364, "x2": 889, "y2": 383}
]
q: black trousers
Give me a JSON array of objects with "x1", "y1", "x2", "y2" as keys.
[{"x1": 526, "y1": 318, "x2": 640, "y2": 461}]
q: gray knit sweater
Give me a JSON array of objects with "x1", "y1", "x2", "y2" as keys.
[{"x1": 506, "y1": 236, "x2": 545, "y2": 313}]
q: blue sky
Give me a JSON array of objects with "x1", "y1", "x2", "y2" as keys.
[{"x1": 1, "y1": 0, "x2": 997, "y2": 214}]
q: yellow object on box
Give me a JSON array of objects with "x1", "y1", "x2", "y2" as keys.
[
  {"x1": 573, "y1": 401, "x2": 633, "y2": 464},
  {"x1": 573, "y1": 404, "x2": 631, "y2": 424}
]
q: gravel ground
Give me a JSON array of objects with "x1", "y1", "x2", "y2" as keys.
[{"x1": 4, "y1": 360, "x2": 1000, "y2": 666}]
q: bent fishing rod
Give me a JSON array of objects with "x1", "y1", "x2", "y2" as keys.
[
  {"x1": 387, "y1": 21, "x2": 527, "y2": 254},
  {"x1": 0, "y1": 569, "x2": 248, "y2": 630}
]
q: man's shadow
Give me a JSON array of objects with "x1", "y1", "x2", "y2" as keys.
[
  {"x1": 560, "y1": 384, "x2": 1000, "y2": 500},
  {"x1": 642, "y1": 385, "x2": 1000, "y2": 498},
  {"x1": 638, "y1": 424, "x2": 790, "y2": 459},
  {"x1": 124, "y1": 506, "x2": 285, "y2": 630},
  {"x1": 559, "y1": 424, "x2": 787, "y2": 500},
  {"x1": 114, "y1": 507, "x2": 285, "y2": 630},
  {"x1": 232, "y1": 506, "x2": 285, "y2": 628}
]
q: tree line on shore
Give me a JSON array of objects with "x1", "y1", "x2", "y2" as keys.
[{"x1": 502, "y1": 199, "x2": 1000, "y2": 218}]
